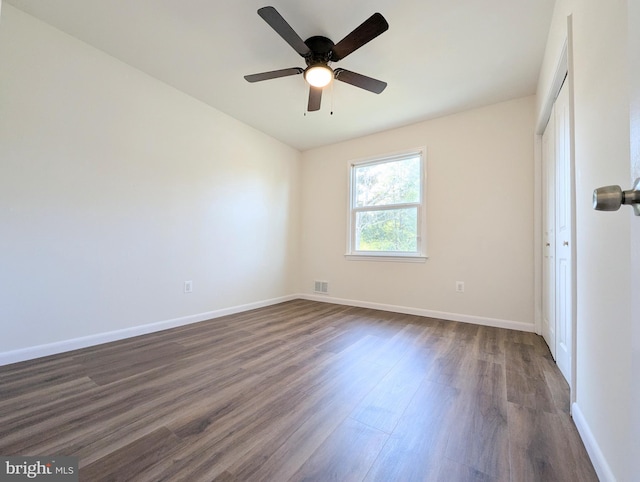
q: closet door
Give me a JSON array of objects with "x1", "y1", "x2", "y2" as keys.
[
  {"x1": 554, "y1": 80, "x2": 572, "y2": 385},
  {"x1": 542, "y1": 78, "x2": 572, "y2": 386},
  {"x1": 542, "y1": 103, "x2": 556, "y2": 359}
]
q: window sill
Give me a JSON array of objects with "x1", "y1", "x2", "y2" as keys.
[{"x1": 344, "y1": 254, "x2": 428, "y2": 263}]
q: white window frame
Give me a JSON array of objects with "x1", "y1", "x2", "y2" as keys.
[{"x1": 346, "y1": 148, "x2": 427, "y2": 262}]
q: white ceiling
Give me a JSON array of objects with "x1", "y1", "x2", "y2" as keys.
[{"x1": 5, "y1": 0, "x2": 555, "y2": 151}]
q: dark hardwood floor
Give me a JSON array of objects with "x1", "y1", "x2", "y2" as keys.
[{"x1": 0, "y1": 300, "x2": 598, "y2": 481}]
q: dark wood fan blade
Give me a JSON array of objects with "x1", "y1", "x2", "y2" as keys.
[
  {"x1": 308, "y1": 86, "x2": 322, "y2": 111},
  {"x1": 244, "y1": 67, "x2": 304, "y2": 83},
  {"x1": 331, "y1": 13, "x2": 388, "y2": 61},
  {"x1": 334, "y1": 68, "x2": 387, "y2": 94},
  {"x1": 258, "y1": 6, "x2": 311, "y2": 57}
]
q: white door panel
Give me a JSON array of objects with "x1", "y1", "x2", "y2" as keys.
[
  {"x1": 542, "y1": 78, "x2": 572, "y2": 385},
  {"x1": 542, "y1": 108, "x2": 556, "y2": 358},
  {"x1": 627, "y1": 0, "x2": 640, "y2": 472},
  {"x1": 555, "y1": 81, "x2": 572, "y2": 385}
]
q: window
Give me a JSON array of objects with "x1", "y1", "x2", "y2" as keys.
[{"x1": 347, "y1": 149, "x2": 426, "y2": 261}]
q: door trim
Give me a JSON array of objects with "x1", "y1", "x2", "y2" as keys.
[
  {"x1": 537, "y1": 40, "x2": 569, "y2": 134},
  {"x1": 567, "y1": 15, "x2": 578, "y2": 403}
]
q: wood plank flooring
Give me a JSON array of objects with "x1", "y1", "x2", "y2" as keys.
[{"x1": 0, "y1": 300, "x2": 598, "y2": 481}]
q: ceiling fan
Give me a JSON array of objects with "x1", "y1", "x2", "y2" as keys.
[{"x1": 244, "y1": 6, "x2": 389, "y2": 112}]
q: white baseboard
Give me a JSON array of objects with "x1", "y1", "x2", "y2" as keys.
[
  {"x1": 299, "y1": 293, "x2": 535, "y2": 332},
  {"x1": 572, "y1": 402, "x2": 617, "y2": 482},
  {"x1": 0, "y1": 295, "x2": 297, "y2": 366},
  {"x1": 0, "y1": 294, "x2": 534, "y2": 366}
]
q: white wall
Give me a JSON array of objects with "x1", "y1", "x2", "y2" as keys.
[
  {"x1": 299, "y1": 97, "x2": 536, "y2": 329},
  {"x1": 0, "y1": 5, "x2": 301, "y2": 355},
  {"x1": 537, "y1": 0, "x2": 632, "y2": 480}
]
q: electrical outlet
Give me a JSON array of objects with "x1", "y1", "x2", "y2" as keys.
[
  {"x1": 456, "y1": 281, "x2": 465, "y2": 293},
  {"x1": 184, "y1": 280, "x2": 193, "y2": 293}
]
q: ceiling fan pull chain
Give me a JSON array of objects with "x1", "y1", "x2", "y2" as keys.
[{"x1": 330, "y1": 80, "x2": 334, "y2": 115}]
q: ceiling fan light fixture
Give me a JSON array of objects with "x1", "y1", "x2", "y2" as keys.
[{"x1": 304, "y1": 64, "x2": 333, "y2": 88}]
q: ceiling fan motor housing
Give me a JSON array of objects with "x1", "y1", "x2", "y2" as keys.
[{"x1": 304, "y1": 36, "x2": 335, "y2": 66}]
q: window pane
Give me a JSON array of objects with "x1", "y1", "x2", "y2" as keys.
[
  {"x1": 355, "y1": 156, "x2": 420, "y2": 207},
  {"x1": 355, "y1": 208, "x2": 418, "y2": 252}
]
